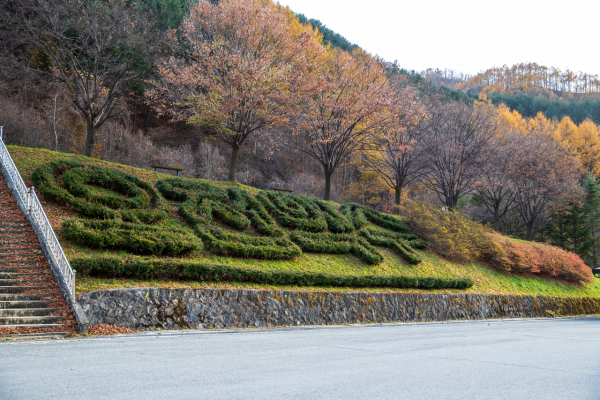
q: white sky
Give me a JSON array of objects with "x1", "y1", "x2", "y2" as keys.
[{"x1": 277, "y1": 0, "x2": 600, "y2": 77}]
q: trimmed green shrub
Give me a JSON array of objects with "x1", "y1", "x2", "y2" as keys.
[
  {"x1": 72, "y1": 255, "x2": 474, "y2": 289},
  {"x1": 340, "y1": 203, "x2": 368, "y2": 230},
  {"x1": 32, "y1": 160, "x2": 163, "y2": 220},
  {"x1": 62, "y1": 219, "x2": 201, "y2": 256},
  {"x1": 156, "y1": 178, "x2": 229, "y2": 202},
  {"x1": 196, "y1": 226, "x2": 301, "y2": 259},
  {"x1": 225, "y1": 188, "x2": 284, "y2": 236},
  {"x1": 359, "y1": 228, "x2": 422, "y2": 264},
  {"x1": 257, "y1": 191, "x2": 328, "y2": 232},
  {"x1": 315, "y1": 201, "x2": 355, "y2": 233},
  {"x1": 289, "y1": 231, "x2": 383, "y2": 265}
]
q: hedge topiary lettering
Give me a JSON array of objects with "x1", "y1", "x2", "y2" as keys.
[
  {"x1": 72, "y1": 255, "x2": 474, "y2": 289},
  {"x1": 257, "y1": 191, "x2": 328, "y2": 232},
  {"x1": 32, "y1": 160, "x2": 164, "y2": 222},
  {"x1": 289, "y1": 231, "x2": 383, "y2": 264},
  {"x1": 359, "y1": 228, "x2": 422, "y2": 264},
  {"x1": 62, "y1": 219, "x2": 201, "y2": 256},
  {"x1": 196, "y1": 226, "x2": 301, "y2": 259}
]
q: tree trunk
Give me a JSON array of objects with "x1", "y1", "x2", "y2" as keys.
[
  {"x1": 394, "y1": 185, "x2": 402, "y2": 215},
  {"x1": 525, "y1": 223, "x2": 534, "y2": 241},
  {"x1": 228, "y1": 144, "x2": 241, "y2": 182},
  {"x1": 84, "y1": 118, "x2": 95, "y2": 157},
  {"x1": 323, "y1": 170, "x2": 332, "y2": 201}
]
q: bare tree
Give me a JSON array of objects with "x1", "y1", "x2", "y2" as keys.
[
  {"x1": 0, "y1": 0, "x2": 161, "y2": 156},
  {"x1": 363, "y1": 85, "x2": 427, "y2": 213},
  {"x1": 419, "y1": 101, "x2": 499, "y2": 210},
  {"x1": 474, "y1": 128, "x2": 526, "y2": 230},
  {"x1": 512, "y1": 131, "x2": 580, "y2": 240}
]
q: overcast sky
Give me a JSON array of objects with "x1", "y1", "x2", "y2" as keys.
[{"x1": 277, "y1": 0, "x2": 600, "y2": 77}]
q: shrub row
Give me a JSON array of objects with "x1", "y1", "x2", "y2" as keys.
[
  {"x1": 315, "y1": 201, "x2": 355, "y2": 233},
  {"x1": 72, "y1": 255, "x2": 474, "y2": 289},
  {"x1": 289, "y1": 231, "x2": 383, "y2": 265},
  {"x1": 359, "y1": 229, "x2": 422, "y2": 265},
  {"x1": 484, "y1": 234, "x2": 594, "y2": 284},
  {"x1": 156, "y1": 178, "x2": 229, "y2": 203},
  {"x1": 361, "y1": 227, "x2": 429, "y2": 250},
  {"x1": 257, "y1": 191, "x2": 328, "y2": 232},
  {"x1": 163, "y1": 182, "x2": 250, "y2": 230},
  {"x1": 32, "y1": 160, "x2": 163, "y2": 221},
  {"x1": 227, "y1": 188, "x2": 284, "y2": 236},
  {"x1": 62, "y1": 219, "x2": 201, "y2": 256},
  {"x1": 339, "y1": 203, "x2": 369, "y2": 230},
  {"x1": 196, "y1": 226, "x2": 302, "y2": 259}
]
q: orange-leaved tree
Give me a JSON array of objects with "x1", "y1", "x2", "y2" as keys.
[
  {"x1": 362, "y1": 80, "x2": 427, "y2": 213},
  {"x1": 286, "y1": 48, "x2": 395, "y2": 201},
  {"x1": 154, "y1": 0, "x2": 322, "y2": 182}
]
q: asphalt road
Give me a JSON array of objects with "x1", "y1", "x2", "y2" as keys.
[{"x1": 1, "y1": 317, "x2": 599, "y2": 400}]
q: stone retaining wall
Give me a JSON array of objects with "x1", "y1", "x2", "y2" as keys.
[{"x1": 77, "y1": 288, "x2": 600, "y2": 330}]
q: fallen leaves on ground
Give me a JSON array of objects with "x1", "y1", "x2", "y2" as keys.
[{"x1": 88, "y1": 324, "x2": 137, "y2": 336}]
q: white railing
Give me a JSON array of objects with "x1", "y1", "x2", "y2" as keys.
[{"x1": 0, "y1": 126, "x2": 76, "y2": 296}]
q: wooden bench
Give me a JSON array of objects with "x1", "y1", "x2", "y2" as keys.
[
  {"x1": 271, "y1": 187, "x2": 294, "y2": 193},
  {"x1": 150, "y1": 165, "x2": 184, "y2": 176}
]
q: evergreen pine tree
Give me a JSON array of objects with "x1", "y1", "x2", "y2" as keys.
[
  {"x1": 583, "y1": 175, "x2": 600, "y2": 268},
  {"x1": 546, "y1": 190, "x2": 590, "y2": 259}
]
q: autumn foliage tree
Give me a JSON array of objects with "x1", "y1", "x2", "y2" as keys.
[
  {"x1": 362, "y1": 83, "x2": 427, "y2": 213},
  {"x1": 154, "y1": 0, "x2": 322, "y2": 182},
  {"x1": 0, "y1": 0, "x2": 162, "y2": 157},
  {"x1": 419, "y1": 99, "x2": 499, "y2": 210},
  {"x1": 512, "y1": 129, "x2": 580, "y2": 240},
  {"x1": 287, "y1": 48, "x2": 396, "y2": 200}
]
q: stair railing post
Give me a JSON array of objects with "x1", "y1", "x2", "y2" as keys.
[{"x1": 0, "y1": 125, "x2": 3, "y2": 140}]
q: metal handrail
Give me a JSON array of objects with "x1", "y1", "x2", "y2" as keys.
[{"x1": 0, "y1": 126, "x2": 76, "y2": 296}]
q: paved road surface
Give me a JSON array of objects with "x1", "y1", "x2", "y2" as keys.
[{"x1": 1, "y1": 317, "x2": 599, "y2": 399}]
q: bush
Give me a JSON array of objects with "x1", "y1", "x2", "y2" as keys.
[
  {"x1": 72, "y1": 255, "x2": 474, "y2": 289},
  {"x1": 316, "y1": 201, "x2": 355, "y2": 233},
  {"x1": 399, "y1": 199, "x2": 497, "y2": 263},
  {"x1": 485, "y1": 234, "x2": 594, "y2": 284},
  {"x1": 358, "y1": 228, "x2": 422, "y2": 265},
  {"x1": 62, "y1": 219, "x2": 201, "y2": 256},
  {"x1": 196, "y1": 226, "x2": 301, "y2": 259},
  {"x1": 32, "y1": 160, "x2": 163, "y2": 220},
  {"x1": 340, "y1": 203, "x2": 369, "y2": 230},
  {"x1": 289, "y1": 231, "x2": 383, "y2": 265},
  {"x1": 227, "y1": 188, "x2": 284, "y2": 236},
  {"x1": 258, "y1": 191, "x2": 328, "y2": 232},
  {"x1": 340, "y1": 203, "x2": 410, "y2": 232},
  {"x1": 156, "y1": 178, "x2": 229, "y2": 203}
]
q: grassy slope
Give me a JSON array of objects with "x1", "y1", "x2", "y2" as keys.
[{"x1": 9, "y1": 145, "x2": 600, "y2": 297}]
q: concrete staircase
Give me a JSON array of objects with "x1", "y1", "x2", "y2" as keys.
[
  {"x1": 0, "y1": 218, "x2": 68, "y2": 333},
  {"x1": 0, "y1": 172, "x2": 77, "y2": 336}
]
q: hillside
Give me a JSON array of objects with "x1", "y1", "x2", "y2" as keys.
[{"x1": 6, "y1": 145, "x2": 600, "y2": 298}]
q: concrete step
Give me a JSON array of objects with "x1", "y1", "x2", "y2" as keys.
[
  {"x1": 0, "y1": 248, "x2": 37, "y2": 252},
  {"x1": 0, "y1": 242, "x2": 35, "y2": 247},
  {"x1": 0, "y1": 219, "x2": 28, "y2": 223},
  {"x1": 0, "y1": 323, "x2": 65, "y2": 329},
  {"x1": 0, "y1": 260, "x2": 44, "y2": 265},
  {"x1": 0, "y1": 293, "x2": 49, "y2": 301},
  {"x1": 0, "y1": 332, "x2": 69, "y2": 338},
  {"x1": 0, "y1": 286, "x2": 56, "y2": 294},
  {"x1": 0, "y1": 266, "x2": 48, "y2": 272},
  {"x1": 0, "y1": 253, "x2": 39, "y2": 258},
  {"x1": 0, "y1": 300, "x2": 53, "y2": 309},
  {"x1": 0, "y1": 309, "x2": 58, "y2": 317},
  {"x1": 0, "y1": 272, "x2": 51, "y2": 279},
  {"x1": 0, "y1": 316, "x2": 62, "y2": 325},
  {"x1": 0, "y1": 229, "x2": 31, "y2": 234},
  {"x1": 0, "y1": 279, "x2": 53, "y2": 286}
]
